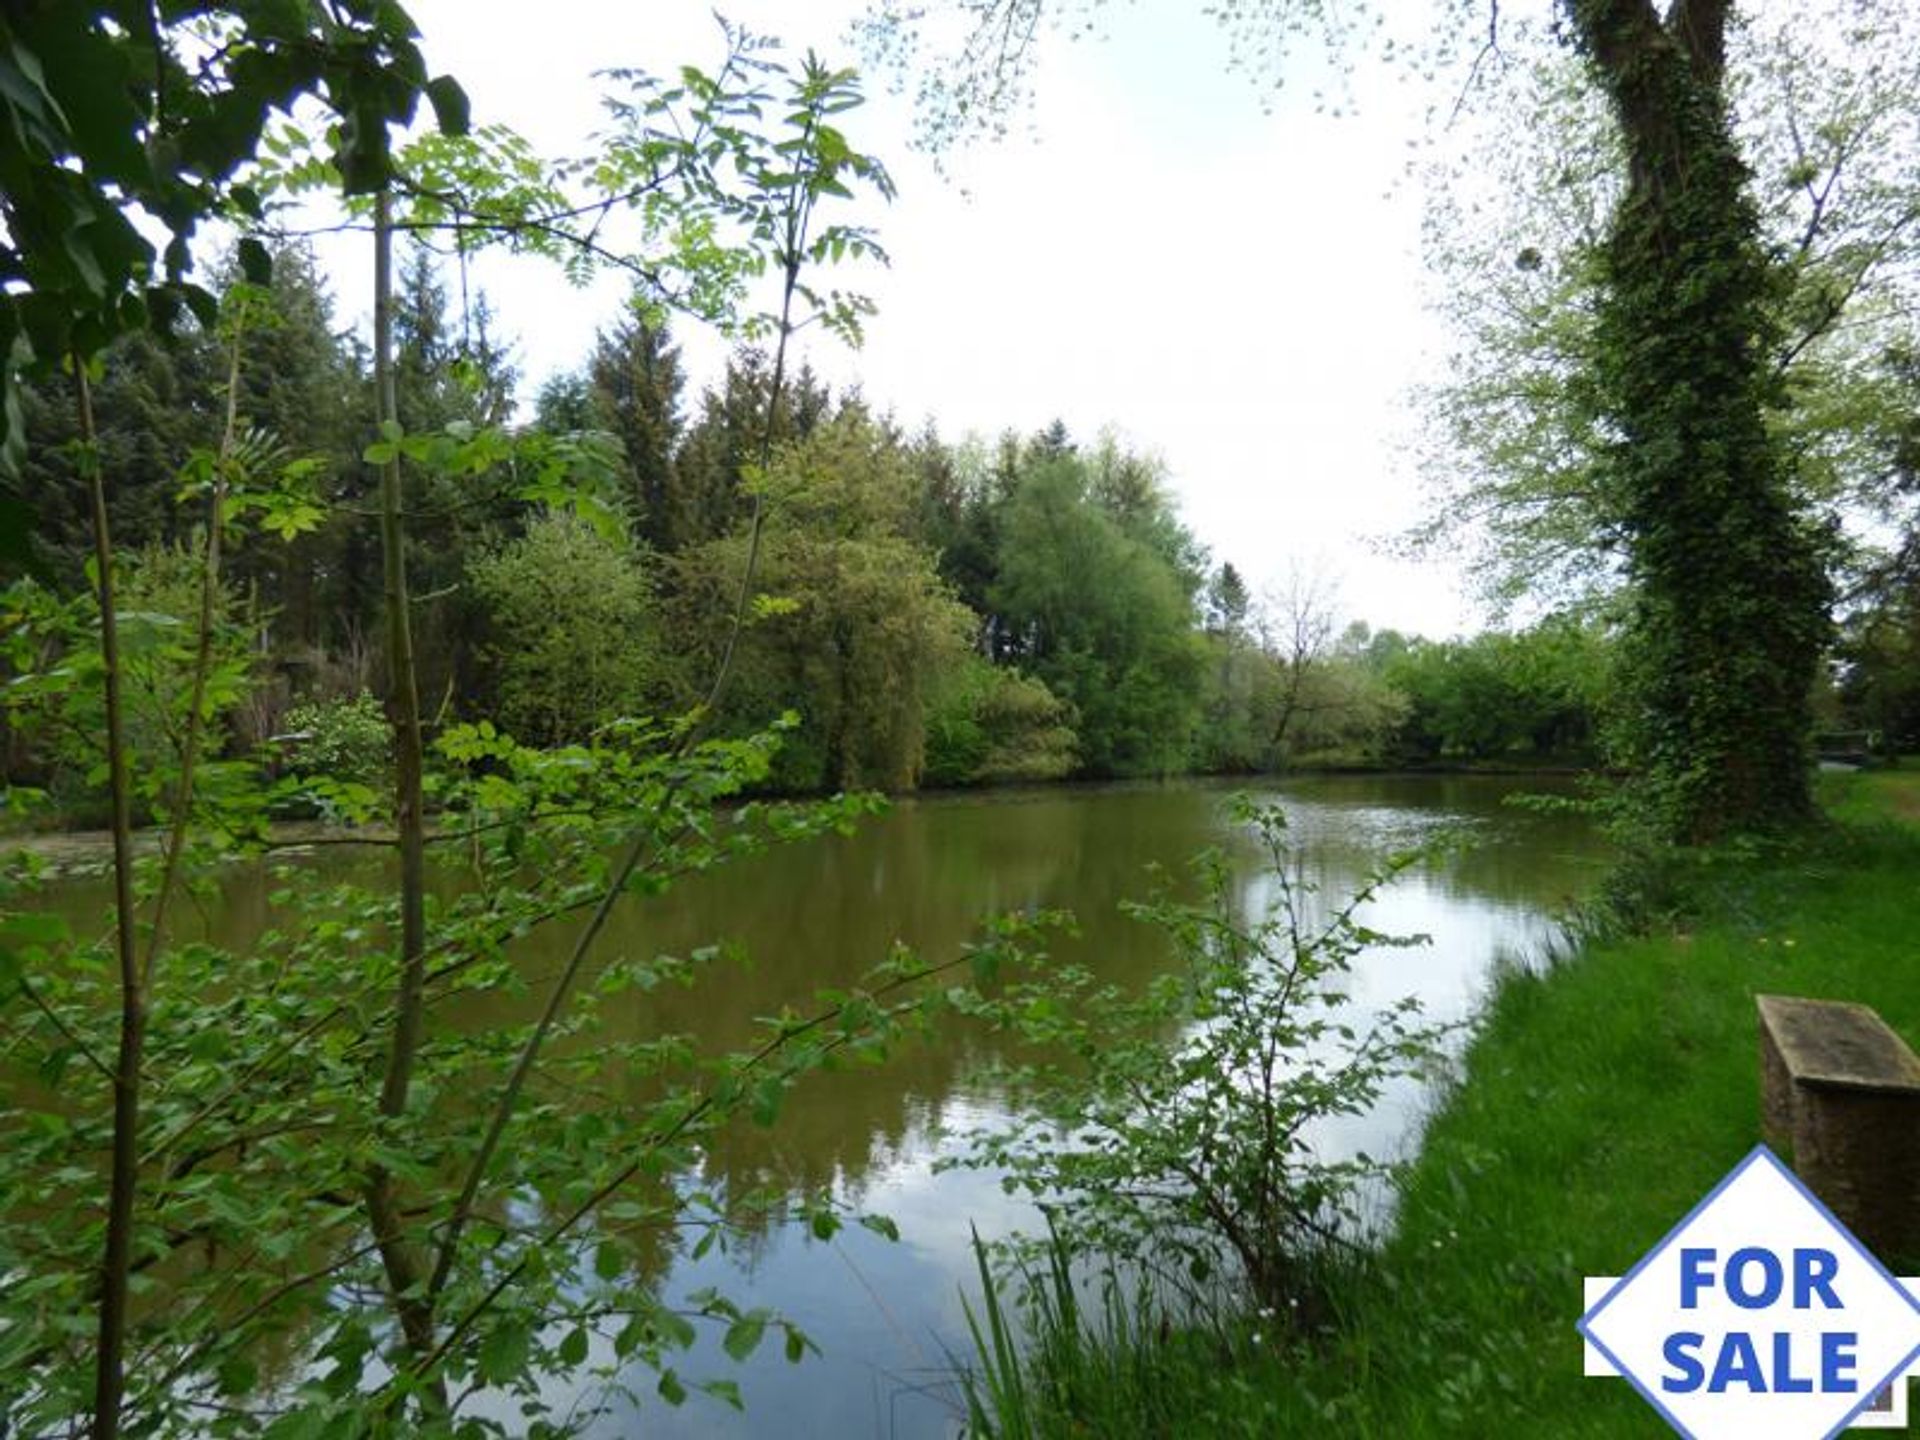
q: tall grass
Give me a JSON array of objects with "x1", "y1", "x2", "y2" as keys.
[
  {"x1": 958, "y1": 1225, "x2": 1245, "y2": 1439},
  {"x1": 957, "y1": 1221, "x2": 1360, "y2": 1438}
]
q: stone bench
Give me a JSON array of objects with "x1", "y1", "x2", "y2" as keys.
[{"x1": 1758, "y1": 993, "x2": 1920, "y2": 1265}]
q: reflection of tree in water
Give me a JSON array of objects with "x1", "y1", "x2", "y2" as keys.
[
  {"x1": 44, "y1": 781, "x2": 1602, "y2": 1224},
  {"x1": 24, "y1": 778, "x2": 1607, "y2": 1384}
]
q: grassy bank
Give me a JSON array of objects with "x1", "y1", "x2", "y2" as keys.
[{"x1": 968, "y1": 769, "x2": 1920, "y2": 1436}]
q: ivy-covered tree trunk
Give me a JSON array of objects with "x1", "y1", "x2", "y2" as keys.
[{"x1": 1570, "y1": 0, "x2": 1830, "y2": 842}]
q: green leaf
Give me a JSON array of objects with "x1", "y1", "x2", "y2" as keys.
[
  {"x1": 215, "y1": 1355, "x2": 258, "y2": 1396},
  {"x1": 749, "y1": 1077, "x2": 782, "y2": 1127},
  {"x1": 722, "y1": 1313, "x2": 766, "y2": 1362},
  {"x1": 593, "y1": 1240, "x2": 624, "y2": 1281},
  {"x1": 236, "y1": 236, "x2": 273, "y2": 285},
  {"x1": 0, "y1": 912, "x2": 67, "y2": 949},
  {"x1": 657, "y1": 1368, "x2": 687, "y2": 1406},
  {"x1": 857, "y1": 1213, "x2": 899, "y2": 1243},
  {"x1": 426, "y1": 74, "x2": 471, "y2": 136},
  {"x1": 558, "y1": 1327, "x2": 590, "y2": 1368},
  {"x1": 477, "y1": 1322, "x2": 530, "y2": 1384},
  {"x1": 658, "y1": 1310, "x2": 697, "y2": 1350},
  {"x1": 260, "y1": 1404, "x2": 333, "y2": 1440}
]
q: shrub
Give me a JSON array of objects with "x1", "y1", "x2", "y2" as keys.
[
  {"x1": 282, "y1": 691, "x2": 390, "y2": 789},
  {"x1": 468, "y1": 509, "x2": 661, "y2": 748},
  {"x1": 923, "y1": 656, "x2": 1078, "y2": 787},
  {"x1": 956, "y1": 799, "x2": 1448, "y2": 1319}
]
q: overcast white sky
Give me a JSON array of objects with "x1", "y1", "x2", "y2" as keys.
[{"x1": 310, "y1": 0, "x2": 1482, "y2": 635}]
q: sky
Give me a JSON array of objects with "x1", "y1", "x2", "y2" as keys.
[{"x1": 306, "y1": 0, "x2": 1482, "y2": 636}]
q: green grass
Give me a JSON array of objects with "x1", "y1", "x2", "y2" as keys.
[{"x1": 964, "y1": 770, "x2": 1920, "y2": 1436}]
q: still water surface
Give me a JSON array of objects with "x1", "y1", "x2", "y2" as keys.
[
  {"x1": 497, "y1": 774, "x2": 1605, "y2": 1437},
  {"x1": 53, "y1": 774, "x2": 1608, "y2": 1436}
]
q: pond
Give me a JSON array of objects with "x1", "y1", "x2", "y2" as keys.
[{"x1": 36, "y1": 773, "x2": 1607, "y2": 1436}]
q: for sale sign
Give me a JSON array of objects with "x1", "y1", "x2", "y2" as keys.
[{"x1": 1579, "y1": 1145, "x2": 1920, "y2": 1438}]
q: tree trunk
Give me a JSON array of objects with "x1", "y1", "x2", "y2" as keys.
[
  {"x1": 84, "y1": 362, "x2": 142, "y2": 1440},
  {"x1": 364, "y1": 188, "x2": 442, "y2": 1382},
  {"x1": 1569, "y1": 0, "x2": 1829, "y2": 842}
]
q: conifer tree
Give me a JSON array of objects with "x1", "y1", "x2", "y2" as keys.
[{"x1": 586, "y1": 308, "x2": 685, "y2": 550}]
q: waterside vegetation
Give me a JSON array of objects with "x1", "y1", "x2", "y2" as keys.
[{"x1": 957, "y1": 770, "x2": 1920, "y2": 1436}]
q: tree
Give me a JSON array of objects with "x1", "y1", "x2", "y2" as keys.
[
  {"x1": 7, "y1": 328, "x2": 223, "y2": 586},
  {"x1": 1375, "y1": 618, "x2": 1612, "y2": 763},
  {"x1": 2, "y1": 544, "x2": 258, "y2": 809},
  {"x1": 587, "y1": 306, "x2": 687, "y2": 551},
  {"x1": 923, "y1": 654, "x2": 1079, "y2": 784},
  {"x1": 378, "y1": 244, "x2": 527, "y2": 711},
  {"x1": 1195, "y1": 561, "x2": 1265, "y2": 771},
  {"x1": 673, "y1": 350, "x2": 835, "y2": 551},
  {"x1": 1, "y1": 21, "x2": 921, "y2": 1437},
  {"x1": 913, "y1": 428, "x2": 1013, "y2": 654},
  {"x1": 0, "y1": 2, "x2": 461, "y2": 480},
  {"x1": 211, "y1": 241, "x2": 363, "y2": 657},
  {"x1": 468, "y1": 510, "x2": 663, "y2": 747},
  {"x1": 0, "y1": 12, "x2": 465, "y2": 1434},
  {"x1": 391, "y1": 241, "x2": 517, "y2": 433},
  {"x1": 1411, "y1": 4, "x2": 1920, "y2": 609},
  {"x1": 868, "y1": 0, "x2": 1842, "y2": 840},
  {"x1": 991, "y1": 453, "x2": 1203, "y2": 776},
  {"x1": 1204, "y1": 562, "x2": 1251, "y2": 636},
  {"x1": 1565, "y1": 0, "x2": 1830, "y2": 840},
  {"x1": 674, "y1": 410, "x2": 976, "y2": 790},
  {"x1": 1261, "y1": 565, "x2": 1339, "y2": 762}
]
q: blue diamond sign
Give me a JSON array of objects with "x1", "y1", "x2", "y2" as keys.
[{"x1": 1579, "y1": 1145, "x2": 1920, "y2": 1438}]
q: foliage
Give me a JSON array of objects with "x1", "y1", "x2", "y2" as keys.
[
  {"x1": 863, "y1": 0, "x2": 1854, "y2": 845},
  {"x1": 1836, "y1": 597, "x2": 1920, "y2": 753},
  {"x1": 467, "y1": 510, "x2": 662, "y2": 748},
  {"x1": 952, "y1": 801, "x2": 1446, "y2": 1317},
  {"x1": 1413, "y1": 2, "x2": 1920, "y2": 607},
  {"x1": 2, "y1": 546, "x2": 257, "y2": 813},
  {"x1": 989, "y1": 454, "x2": 1203, "y2": 777},
  {"x1": 1569, "y1": 0, "x2": 1832, "y2": 843},
  {"x1": 0, "y1": 707, "x2": 973, "y2": 1434},
  {"x1": 0, "y1": 1, "x2": 466, "y2": 478},
  {"x1": 948, "y1": 776, "x2": 1920, "y2": 1438},
  {"x1": 280, "y1": 691, "x2": 391, "y2": 791},
  {"x1": 923, "y1": 654, "x2": 1078, "y2": 786},
  {"x1": 0, "y1": 18, "x2": 932, "y2": 1436},
  {"x1": 675, "y1": 410, "x2": 977, "y2": 791},
  {"x1": 582, "y1": 304, "x2": 687, "y2": 552},
  {"x1": 670, "y1": 349, "x2": 835, "y2": 553},
  {"x1": 1374, "y1": 616, "x2": 1613, "y2": 765}
]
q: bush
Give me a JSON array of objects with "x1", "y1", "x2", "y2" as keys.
[
  {"x1": 1, "y1": 546, "x2": 257, "y2": 817},
  {"x1": 923, "y1": 656, "x2": 1078, "y2": 787},
  {"x1": 956, "y1": 800, "x2": 1448, "y2": 1318},
  {"x1": 282, "y1": 691, "x2": 390, "y2": 789},
  {"x1": 468, "y1": 509, "x2": 661, "y2": 747}
]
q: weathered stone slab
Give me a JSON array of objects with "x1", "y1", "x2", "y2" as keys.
[{"x1": 1757, "y1": 994, "x2": 1920, "y2": 1267}]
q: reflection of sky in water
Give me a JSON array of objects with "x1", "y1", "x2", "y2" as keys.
[
  {"x1": 460, "y1": 777, "x2": 1606, "y2": 1438},
  {"x1": 36, "y1": 776, "x2": 1602, "y2": 1436}
]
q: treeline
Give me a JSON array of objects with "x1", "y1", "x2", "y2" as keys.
[{"x1": 2, "y1": 243, "x2": 1622, "y2": 813}]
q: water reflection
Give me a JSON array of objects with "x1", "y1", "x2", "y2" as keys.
[
  {"x1": 486, "y1": 775, "x2": 1604, "y2": 1438},
  {"x1": 36, "y1": 775, "x2": 1605, "y2": 1437}
]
